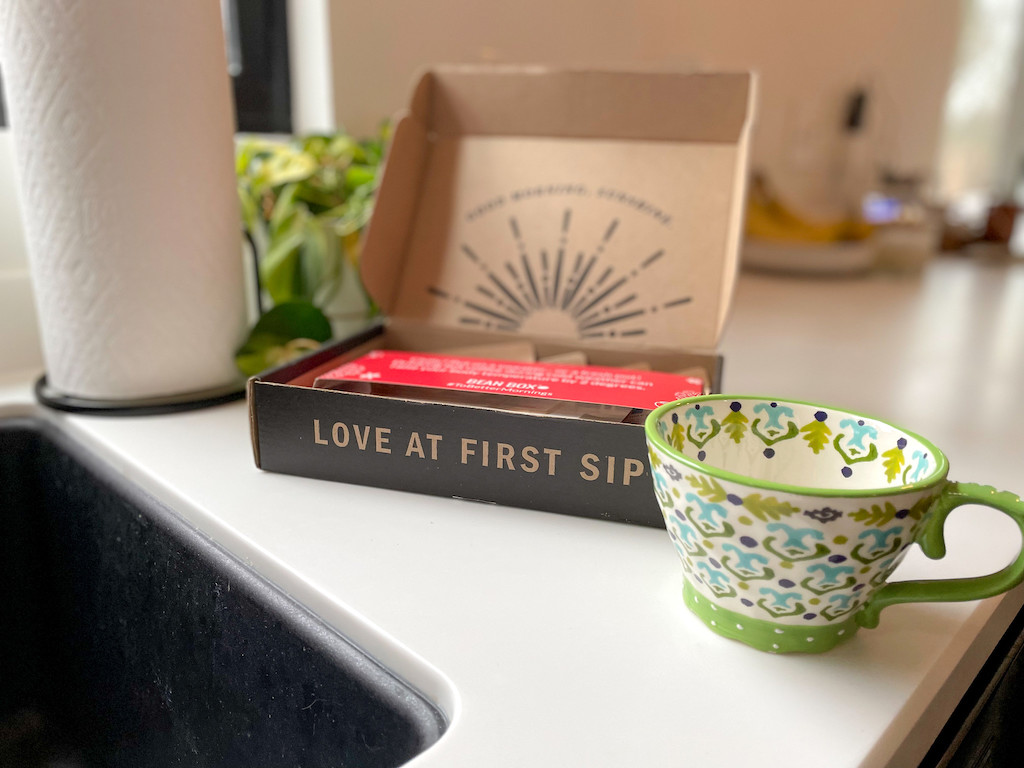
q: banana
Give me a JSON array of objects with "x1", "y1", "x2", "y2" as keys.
[{"x1": 745, "y1": 173, "x2": 872, "y2": 243}]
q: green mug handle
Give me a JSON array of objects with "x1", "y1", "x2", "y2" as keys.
[{"x1": 857, "y1": 482, "x2": 1024, "y2": 629}]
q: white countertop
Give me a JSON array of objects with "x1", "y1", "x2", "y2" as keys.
[{"x1": 3, "y1": 256, "x2": 1024, "y2": 767}]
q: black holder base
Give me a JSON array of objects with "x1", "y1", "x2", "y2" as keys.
[{"x1": 34, "y1": 375, "x2": 246, "y2": 416}]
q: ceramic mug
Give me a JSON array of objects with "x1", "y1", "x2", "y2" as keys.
[{"x1": 645, "y1": 395, "x2": 1024, "y2": 653}]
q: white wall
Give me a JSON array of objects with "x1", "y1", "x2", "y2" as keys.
[
  {"x1": 328, "y1": 0, "x2": 963, "y2": 215},
  {"x1": 995, "y1": 5, "x2": 1024, "y2": 198},
  {"x1": 0, "y1": 0, "x2": 966, "y2": 376}
]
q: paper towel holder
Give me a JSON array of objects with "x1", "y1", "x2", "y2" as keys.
[{"x1": 34, "y1": 375, "x2": 246, "y2": 417}]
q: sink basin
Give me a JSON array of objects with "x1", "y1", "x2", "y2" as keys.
[{"x1": 0, "y1": 418, "x2": 445, "y2": 767}]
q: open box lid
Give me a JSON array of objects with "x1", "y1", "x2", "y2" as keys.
[{"x1": 361, "y1": 66, "x2": 756, "y2": 353}]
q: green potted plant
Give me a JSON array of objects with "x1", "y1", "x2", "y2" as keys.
[{"x1": 234, "y1": 127, "x2": 388, "y2": 375}]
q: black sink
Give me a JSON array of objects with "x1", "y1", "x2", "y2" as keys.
[{"x1": 0, "y1": 418, "x2": 445, "y2": 767}]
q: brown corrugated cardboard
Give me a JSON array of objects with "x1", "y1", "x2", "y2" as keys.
[{"x1": 362, "y1": 67, "x2": 754, "y2": 353}]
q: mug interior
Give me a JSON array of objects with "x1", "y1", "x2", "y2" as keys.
[{"x1": 647, "y1": 396, "x2": 947, "y2": 494}]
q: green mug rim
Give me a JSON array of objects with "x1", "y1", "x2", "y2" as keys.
[{"x1": 645, "y1": 394, "x2": 950, "y2": 499}]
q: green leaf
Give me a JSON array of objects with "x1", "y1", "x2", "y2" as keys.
[
  {"x1": 741, "y1": 493, "x2": 801, "y2": 522},
  {"x1": 262, "y1": 148, "x2": 318, "y2": 188},
  {"x1": 235, "y1": 137, "x2": 279, "y2": 177},
  {"x1": 248, "y1": 300, "x2": 332, "y2": 341},
  {"x1": 722, "y1": 410, "x2": 749, "y2": 444},
  {"x1": 345, "y1": 164, "x2": 376, "y2": 191},
  {"x1": 260, "y1": 225, "x2": 307, "y2": 304},
  {"x1": 326, "y1": 134, "x2": 358, "y2": 160},
  {"x1": 882, "y1": 446, "x2": 906, "y2": 483},
  {"x1": 849, "y1": 502, "x2": 898, "y2": 527},
  {"x1": 313, "y1": 225, "x2": 345, "y2": 306},
  {"x1": 295, "y1": 184, "x2": 347, "y2": 214},
  {"x1": 298, "y1": 216, "x2": 330, "y2": 302},
  {"x1": 324, "y1": 185, "x2": 376, "y2": 236},
  {"x1": 669, "y1": 423, "x2": 686, "y2": 451},
  {"x1": 235, "y1": 302, "x2": 332, "y2": 376},
  {"x1": 648, "y1": 448, "x2": 663, "y2": 470},
  {"x1": 686, "y1": 474, "x2": 728, "y2": 503},
  {"x1": 268, "y1": 182, "x2": 303, "y2": 234},
  {"x1": 800, "y1": 420, "x2": 832, "y2": 454},
  {"x1": 300, "y1": 134, "x2": 333, "y2": 157}
]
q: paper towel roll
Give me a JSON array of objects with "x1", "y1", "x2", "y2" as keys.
[{"x1": 0, "y1": 0, "x2": 247, "y2": 400}]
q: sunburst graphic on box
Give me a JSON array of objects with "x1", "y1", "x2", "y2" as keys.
[{"x1": 427, "y1": 209, "x2": 692, "y2": 339}]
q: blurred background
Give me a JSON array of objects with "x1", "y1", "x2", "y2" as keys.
[{"x1": 2, "y1": 0, "x2": 1022, "y2": 361}]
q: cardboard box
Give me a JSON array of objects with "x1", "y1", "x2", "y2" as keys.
[{"x1": 249, "y1": 66, "x2": 756, "y2": 527}]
